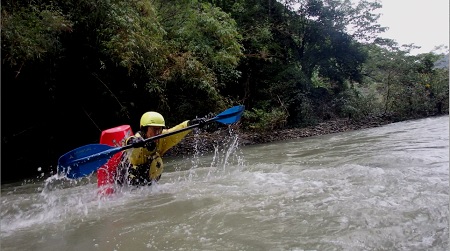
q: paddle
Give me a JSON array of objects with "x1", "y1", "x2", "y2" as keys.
[{"x1": 57, "y1": 105, "x2": 245, "y2": 179}]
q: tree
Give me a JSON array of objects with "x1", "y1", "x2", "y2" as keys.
[
  {"x1": 361, "y1": 39, "x2": 449, "y2": 119},
  {"x1": 1, "y1": 0, "x2": 244, "y2": 182}
]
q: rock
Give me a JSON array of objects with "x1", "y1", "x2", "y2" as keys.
[{"x1": 164, "y1": 115, "x2": 430, "y2": 157}]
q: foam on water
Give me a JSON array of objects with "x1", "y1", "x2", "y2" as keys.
[{"x1": 1, "y1": 116, "x2": 448, "y2": 250}]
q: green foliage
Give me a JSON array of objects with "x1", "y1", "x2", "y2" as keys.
[
  {"x1": 2, "y1": 0, "x2": 449, "y2": 182},
  {"x1": 333, "y1": 85, "x2": 383, "y2": 120},
  {"x1": 101, "y1": 0, "x2": 166, "y2": 74},
  {"x1": 153, "y1": 0, "x2": 244, "y2": 115},
  {"x1": 361, "y1": 40, "x2": 449, "y2": 119},
  {"x1": 242, "y1": 107, "x2": 289, "y2": 132},
  {"x1": 292, "y1": 93, "x2": 319, "y2": 127},
  {"x1": 1, "y1": 3, "x2": 72, "y2": 67}
]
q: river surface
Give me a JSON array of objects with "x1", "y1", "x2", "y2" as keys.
[{"x1": 1, "y1": 116, "x2": 448, "y2": 251}]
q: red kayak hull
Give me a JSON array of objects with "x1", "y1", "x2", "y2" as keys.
[{"x1": 98, "y1": 125, "x2": 133, "y2": 195}]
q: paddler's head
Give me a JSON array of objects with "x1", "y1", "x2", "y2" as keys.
[{"x1": 140, "y1": 111, "x2": 165, "y2": 138}]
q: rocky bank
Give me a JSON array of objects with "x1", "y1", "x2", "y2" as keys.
[{"x1": 166, "y1": 116, "x2": 395, "y2": 157}]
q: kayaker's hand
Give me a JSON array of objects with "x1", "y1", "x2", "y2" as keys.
[
  {"x1": 188, "y1": 117, "x2": 207, "y2": 128},
  {"x1": 144, "y1": 141, "x2": 156, "y2": 151},
  {"x1": 128, "y1": 136, "x2": 145, "y2": 147},
  {"x1": 130, "y1": 137, "x2": 156, "y2": 151}
]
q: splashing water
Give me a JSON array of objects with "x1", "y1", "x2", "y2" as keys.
[
  {"x1": 1, "y1": 117, "x2": 448, "y2": 250},
  {"x1": 1, "y1": 126, "x2": 244, "y2": 239}
]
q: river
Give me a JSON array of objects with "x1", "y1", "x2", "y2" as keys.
[{"x1": 1, "y1": 116, "x2": 448, "y2": 251}]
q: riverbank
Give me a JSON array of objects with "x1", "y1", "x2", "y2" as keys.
[
  {"x1": 166, "y1": 115, "x2": 398, "y2": 157},
  {"x1": 167, "y1": 113, "x2": 450, "y2": 157}
]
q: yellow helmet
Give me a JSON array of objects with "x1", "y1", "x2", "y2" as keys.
[{"x1": 140, "y1": 111, "x2": 165, "y2": 128}]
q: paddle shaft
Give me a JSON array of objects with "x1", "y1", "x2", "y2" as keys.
[
  {"x1": 58, "y1": 105, "x2": 244, "y2": 178},
  {"x1": 66, "y1": 116, "x2": 218, "y2": 166},
  {"x1": 121, "y1": 117, "x2": 214, "y2": 151}
]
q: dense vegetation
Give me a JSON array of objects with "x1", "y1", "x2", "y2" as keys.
[{"x1": 2, "y1": 0, "x2": 448, "y2": 183}]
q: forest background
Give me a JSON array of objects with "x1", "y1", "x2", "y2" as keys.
[{"x1": 1, "y1": 0, "x2": 449, "y2": 183}]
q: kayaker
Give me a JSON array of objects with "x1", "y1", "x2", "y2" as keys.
[{"x1": 119, "y1": 111, "x2": 206, "y2": 186}]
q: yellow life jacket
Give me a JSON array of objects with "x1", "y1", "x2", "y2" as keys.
[{"x1": 125, "y1": 120, "x2": 191, "y2": 181}]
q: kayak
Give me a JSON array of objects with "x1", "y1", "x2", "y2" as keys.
[
  {"x1": 57, "y1": 105, "x2": 245, "y2": 189},
  {"x1": 97, "y1": 125, "x2": 133, "y2": 195}
]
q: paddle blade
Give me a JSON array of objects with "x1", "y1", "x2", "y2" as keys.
[
  {"x1": 214, "y1": 105, "x2": 245, "y2": 124},
  {"x1": 57, "y1": 105, "x2": 245, "y2": 179},
  {"x1": 58, "y1": 144, "x2": 120, "y2": 179}
]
